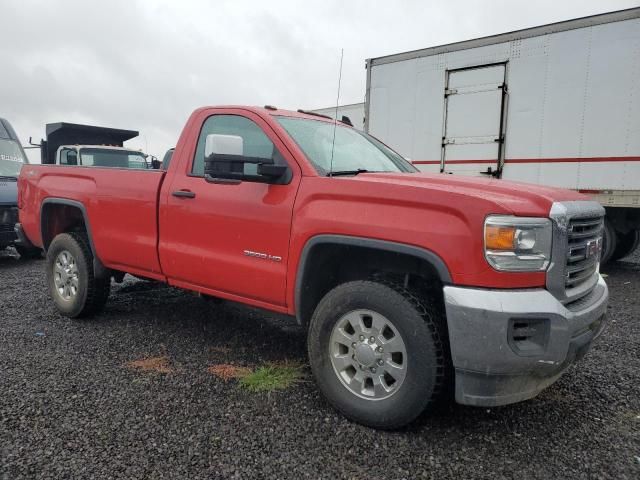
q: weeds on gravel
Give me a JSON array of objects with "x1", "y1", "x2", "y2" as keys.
[
  {"x1": 125, "y1": 355, "x2": 173, "y2": 374},
  {"x1": 238, "y1": 361, "x2": 304, "y2": 392}
]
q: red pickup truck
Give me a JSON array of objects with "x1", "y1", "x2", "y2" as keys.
[{"x1": 17, "y1": 106, "x2": 608, "y2": 428}]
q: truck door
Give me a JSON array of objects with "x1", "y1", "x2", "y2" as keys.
[
  {"x1": 158, "y1": 110, "x2": 300, "y2": 308},
  {"x1": 441, "y1": 64, "x2": 507, "y2": 177}
]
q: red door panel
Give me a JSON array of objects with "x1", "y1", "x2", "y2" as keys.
[{"x1": 158, "y1": 109, "x2": 301, "y2": 307}]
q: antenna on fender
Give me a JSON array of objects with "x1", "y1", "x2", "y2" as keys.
[{"x1": 328, "y1": 48, "x2": 344, "y2": 178}]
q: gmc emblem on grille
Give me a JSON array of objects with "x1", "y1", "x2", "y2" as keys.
[{"x1": 585, "y1": 238, "x2": 602, "y2": 259}]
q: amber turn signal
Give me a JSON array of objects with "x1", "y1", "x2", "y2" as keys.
[{"x1": 485, "y1": 225, "x2": 516, "y2": 250}]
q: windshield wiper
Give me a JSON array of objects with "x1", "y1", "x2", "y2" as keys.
[
  {"x1": 0, "y1": 175, "x2": 18, "y2": 181},
  {"x1": 327, "y1": 169, "x2": 371, "y2": 177}
]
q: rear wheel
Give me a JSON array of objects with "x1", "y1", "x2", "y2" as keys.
[
  {"x1": 46, "y1": 232, "x2": 110, "y2": 318},
  {"x1": 600, "y1": 219, "x2": 617, "y2": 265},
  {"x1": 307, "y1": 280, "x2": 450, "y2": 429},
  {"x1": 611, "y1": 229, "x2": 640, "y2": 261}
]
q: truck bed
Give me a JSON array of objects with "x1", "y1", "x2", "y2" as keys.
[{"x1": 19, "y1": 165, "x2": 166, "y2": 278}]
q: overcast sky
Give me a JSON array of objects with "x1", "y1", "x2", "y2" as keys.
[{"x1": 2, "y1": 0, "x2": 638, "y2": 162}]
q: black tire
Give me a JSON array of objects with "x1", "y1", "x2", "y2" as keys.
[
  {"x1": 46, "y1": 232, "x2": 110, "y2": 318},
  {"x1": 307, "y1": 280, "x2": 450, "y2": 429},
  {"x1": 611, "y1": 229, "x2": 640, "y2": 262},
  {"x1": 600, "y1": 219, "x2": 617, "y2": 265},
  {"x1": 15, "y1": 245, "x2": 43, "y2": 260}
]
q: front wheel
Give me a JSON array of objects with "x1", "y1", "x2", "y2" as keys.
[
  {"x1": 307, "y1": 280, "x2": 450, "y2": 429},
  {"x1": 46, "y1": 232, "x2": 110, "y2": 318},
  {"x1": 600, "y1": 219, "x2": 617, "y2": 265},
  {"x1": 610, "y1": 229, "x2": 639, "y2": 262}
]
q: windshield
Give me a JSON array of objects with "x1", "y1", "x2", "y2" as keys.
[
  {"x1": 0, "y1": 139, "x2": 27, "y2": 177},
  {"x1": 79, "y1": 148, "x2": 149, "y2": 169},
  {"x1": 276, "y1": 117, "x2": 416, "y2": 175}
]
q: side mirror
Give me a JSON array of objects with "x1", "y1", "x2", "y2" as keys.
[
  {"x1": 203, "y1": 134, "x2": 289, "y2": 184},
  {"x1": 60, "y1": 148, "x2": 78, "y2": 166},
  {"x1": 146, "y1": 155, "x2": 162, "y2": 170},
  {"x1": 205, "y1": 134, "x2": 244, "y2": 158}
]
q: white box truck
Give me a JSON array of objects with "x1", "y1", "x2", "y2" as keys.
[{"x1": 365, "y1": 7, "x2": 640, "y2": 263}]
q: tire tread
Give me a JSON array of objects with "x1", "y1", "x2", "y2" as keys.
[
  {"x1": 371, "y1": 275, "x2": 451, "y2": 406},
  {"x1": 308, "y1": 277, "x2": 452, "y2": 429},
  {"x1": 47, "y1": 232, "x2": 110, "y2": 318}
]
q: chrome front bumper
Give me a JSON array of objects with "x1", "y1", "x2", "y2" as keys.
[{"x1": 443, "y1": 274, "x2": 608, "y2": 407}]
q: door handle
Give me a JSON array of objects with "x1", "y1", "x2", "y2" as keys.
[{"x1": 172, "y1": 190, "x2": 196, "y2": 198}]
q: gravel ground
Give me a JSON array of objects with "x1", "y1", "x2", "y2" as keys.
[{"x1": 0, "y1": 248, "x2": 638, "y2": 480}]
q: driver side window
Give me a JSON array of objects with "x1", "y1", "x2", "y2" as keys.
[
  {"x1": 59, "y1": 149, "x2": 78, "y2": 166},
  {"x1": 191, "y1": 115, "x2": 280, "y2": 176}
]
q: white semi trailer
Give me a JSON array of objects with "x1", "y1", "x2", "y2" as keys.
[{"x1": 365, "y1": 7, "x2": 640, "y2": 263}]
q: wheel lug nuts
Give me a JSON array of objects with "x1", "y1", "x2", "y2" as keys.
[
  {"x1": 377, "y1": 359, "x2": 384, "y2": 366},
  {"x1": 359, "y1": 335, "x2": 365, "y2": 341},
  {"x1": 377, "y1": 346, "x2": 383, "y2": 353},
  {"x1": 370, "y1": 367, "x2": 376, "y2": 373},
  {"x1": 369, "y1": 336, "x2": 375, "y2": 343},
  {"x1": 352, "y1": 342, "x2": 356, "y2": 348}
]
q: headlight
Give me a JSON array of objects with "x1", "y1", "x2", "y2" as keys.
[{"x1": 484, "y1": 215, "x2": 552, "y2": 272}]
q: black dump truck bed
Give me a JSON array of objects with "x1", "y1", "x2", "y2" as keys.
[{"x1": 41, "y1": 123, "x2": 138, "y2": 164}]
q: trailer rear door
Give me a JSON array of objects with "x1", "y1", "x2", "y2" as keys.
[{"x1": 442, "y1": 64, "x2": 506, "y2": 176}]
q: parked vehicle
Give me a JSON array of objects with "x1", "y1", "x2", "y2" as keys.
[
  {"x1": 38, "y1": 122, "x2": 159, "y2": 170},
  {"x1": 0, "y1": 117, "x2": 40, "y2": 258},
  {"x1": 54, "y1": 145, "x2": 155, "y2": 169},
  {"x1": 39, "y1": 122, "x2": 139, "y2": 164},
  {"x1": 18, "y1": 106, "x2": 608, "y2": 428},
  {"x1": 365, "y1": 7, "x2": 640, "y2": 263}
]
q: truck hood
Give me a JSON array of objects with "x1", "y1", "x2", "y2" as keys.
[
  {"x1": 0, "y1": 177, "x2": 18, "y2": 206},
  {"x1": 354, "y1": 172, "x2": 587, "y2": 216}
]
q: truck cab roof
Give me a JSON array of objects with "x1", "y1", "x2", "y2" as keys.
[
  {"x1": 192, "y1": 106, "x2": 352, "y2": 125},
  {"x1": 0, "y1": 118, "x2": 23, "y2": 142}
]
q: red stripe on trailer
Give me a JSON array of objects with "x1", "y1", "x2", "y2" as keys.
[
  {"x1": 412, "y1": 160, "x2": 495, "y2": 165},
  {"x1": 412, "y1": 156, "x2": 640, "y2": 165},
  {"x1": 508, "y1": 156, "x2": 640, "y2": 164}
]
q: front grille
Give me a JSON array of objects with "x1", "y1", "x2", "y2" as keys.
[
  {"x1": 0, "y1": 207, "x2": 19, "y2": 245},
  {"x1": 565, "y1": 217, "x2": 603, "y2": 289},
  {"x1": 0, "y1": 231, "x2": 17, "y2": 244}
]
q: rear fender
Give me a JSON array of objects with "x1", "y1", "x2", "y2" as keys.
[{"x1": 40, "y1": 198, "x2": 109, "y2": 279}]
